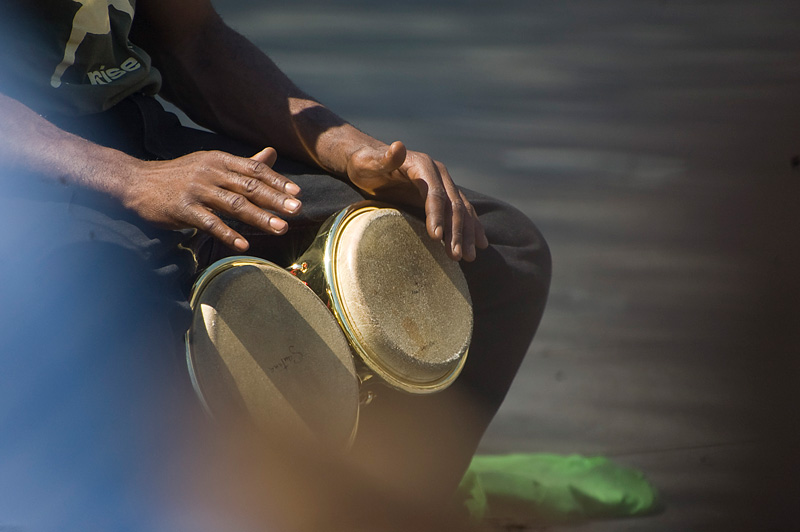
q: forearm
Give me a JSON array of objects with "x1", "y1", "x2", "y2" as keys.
[
  {"x1": 130, "y1": 0, "x2": 482, "y2": 260},
  {"x1": 0, "y1": 92, "x2": 138, "y2": 198},
  {"x1": 0, "y1": 91, "x2": 303, "y2": 250},
  {"x1": 149, "y1": 15, "x2": 384, "y2": 176}
]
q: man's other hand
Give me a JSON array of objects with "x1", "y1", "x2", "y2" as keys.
[
  {"x1": 122, "y1": 148, "x2": 301, "y2": 251},
  {"x1": 346, "y1": 141, "x2": 488, "y2": 261}
]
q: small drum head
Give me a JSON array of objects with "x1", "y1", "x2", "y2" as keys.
[
  {"x1": 186, "y1": 258, "x2": 359, "y2": 448},
  {"x1": 330, "y1": 207, "x2": 473, "y2": 392}
]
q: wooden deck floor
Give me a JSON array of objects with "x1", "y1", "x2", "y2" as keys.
[{"x1": 213, "y1": 1, "x2": 800, "y2": 529}]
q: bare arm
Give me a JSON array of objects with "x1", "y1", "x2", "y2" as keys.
[
  {"x1": 133, "y1": 0, "x2": 487, "y2": 261},
  {"x1": 0, "y1": 91, "x2": 138, "y2": 198},
  {"x1": 0, "y1": 91, "x2": 301, "y2": 251},
  {"x1": 132, "y1": 1, "x2": 377, "y2": 177}
]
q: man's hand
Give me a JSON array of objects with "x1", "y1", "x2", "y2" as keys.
[
  {"x1": 121, "y1": 148, "x2": 301, "y2": 252},
  {"x1": 132, "y1": 3, "x2": 484, "y2": 261},
  {"x1": 346, "y1": 141, "x2": 488, "y2": 261}
]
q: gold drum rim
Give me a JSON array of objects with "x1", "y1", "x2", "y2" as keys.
[{"x1": 322, "y1": 203, "x2": 470, "y2": 394}]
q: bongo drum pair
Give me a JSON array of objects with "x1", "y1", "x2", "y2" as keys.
[{"x1": 185, "y1": 202, "x2": 472, "y2": 449}]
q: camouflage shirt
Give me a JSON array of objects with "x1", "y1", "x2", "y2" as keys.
[{"x1": 0, "y1": 0, "x2": 161, "y2": 116}]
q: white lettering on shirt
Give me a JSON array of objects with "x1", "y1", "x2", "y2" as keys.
[
  {"x1": 87, "y1": 57, "x2": 141, "y2": 85},
  {"x1": 51, "y1": 0, "x2": 136, "y2": 88}
]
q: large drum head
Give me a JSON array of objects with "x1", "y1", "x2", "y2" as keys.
[
  {"x1": 330, "y1": 207, "x2": 473, "y2": 393},
  {"x1": 187, "y1": 258, "x2": 359, "y2": 448}
]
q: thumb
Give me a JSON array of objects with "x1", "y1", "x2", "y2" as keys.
[
  {"x1": 377, "y1": 141, "x2": 407, "y2": 174},
  {"x1": 251, "y1": 147, "x2": 278, "y2": 167}
]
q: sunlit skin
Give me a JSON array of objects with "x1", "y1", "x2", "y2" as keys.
[
  {"x1": 128, "y1": 0, "x2": 489, "y2": 261},
  {"x1": 0, "y1": 0, "x2": 488, "y2": 261},
  {"x1": 0, "y1": 2, "x2": 525, "y2": 528}
]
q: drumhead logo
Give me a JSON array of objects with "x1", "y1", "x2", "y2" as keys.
[{"x1": 50, "y1": 0, "x2": 136, "y2": 88}]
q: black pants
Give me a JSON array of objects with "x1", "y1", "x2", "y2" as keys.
[{"x1": 0, "y1": 95, "x2": 550, "y2": 530}]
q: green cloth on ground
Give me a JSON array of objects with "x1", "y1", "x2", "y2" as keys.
[{"x1": 455, "y1": 453, "x2": 661, "y2": 523}]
